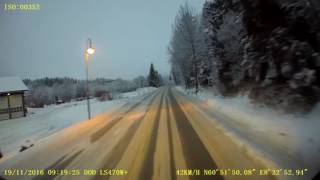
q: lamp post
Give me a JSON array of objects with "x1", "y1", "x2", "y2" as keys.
[
  {"x1": 85, "y1": 38, "x2": 95, "y2": 119},
  {"x1": 7, "y1": 93, "x2": 11, "y2": 119}
]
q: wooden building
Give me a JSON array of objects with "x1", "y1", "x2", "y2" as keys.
[{"x1": 0, "y1": 77, "x2": 28, "y2": 121}]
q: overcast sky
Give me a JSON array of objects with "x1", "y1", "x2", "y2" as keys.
[{"x1": 0, "y1": 0, "x2": 205, "y2": 80}]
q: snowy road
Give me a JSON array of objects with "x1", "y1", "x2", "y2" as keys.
[{"x1": 0, "y1": 87, "x2": 307, "y2": 180}]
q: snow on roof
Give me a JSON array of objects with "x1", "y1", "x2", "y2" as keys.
[{"x1": 0, "y1": 76, "x2": 28, "y2": 93}]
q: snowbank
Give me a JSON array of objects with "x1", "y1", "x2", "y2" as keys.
[
  {"x1": 0, "y1": 87, "x2": 156, "y2": 156},
  {"x1": 121, "y1": 87, "x2": 157, "y2": 98},
  {"x1": 0, "y1": 99, "x2": 126, "y2": 156},
  {"x1": 176, "y1": 86, "x2": 320, "y2": 178}
]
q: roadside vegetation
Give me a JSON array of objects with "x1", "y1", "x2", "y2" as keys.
[{"x1": 169, "y1": 1, "x2": 320, "y2": 112}]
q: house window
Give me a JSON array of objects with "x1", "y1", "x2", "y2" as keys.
[
  {"x1": 0, "y1": 108, "x2": 9, "y2": 114},
  {"x1": 11, "y1": 107, "x2": 23, "y2": 113}
]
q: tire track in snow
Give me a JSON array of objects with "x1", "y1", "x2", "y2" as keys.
[
  {"x1": 168, "y1": 88, "x2": 223, "y2": 180},
  {"x1": 32, "y1": 149, "x2": 84, "y2": 180},
  {"x1": 93, "y1": 90, "x2": 160, "y2": 180},
  {"x1": 90, "y1": 90, "x2": 159, "y2": 143},
  {"x1": 166, "y1": 96, "x2": 177, "y2": 180},
  {"x1": 138, "y1": 89, "x2": 165, "y2": 180}
]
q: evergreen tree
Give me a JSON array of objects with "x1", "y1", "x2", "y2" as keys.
[
  {"x1": 148, "y1": 63, "x2": 158, "y2": 87},
  {"x1": 202, "y1": 0, "x2": 244, "y2": 95}
]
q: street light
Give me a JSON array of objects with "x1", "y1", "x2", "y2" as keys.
[
  {"x1": 85, "y1": 38, "x2": 95, "y2": 119},
  {"x1": 86, "y1": 47, "x2": 95, "y2": 55}
]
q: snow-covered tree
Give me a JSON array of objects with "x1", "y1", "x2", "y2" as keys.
[
  {"x1": 148, "y1": 63, "x2": 162, "y2": 87},
  {"x1": 240, "y1": 0, "x2": 320, "y2": 111},
  {"x1": 133, "y1": 76, "x2": 148, "y2": 88},
  {"x1": 202, "y1": 0, "x2": 245, "y2": 95},
  {"x1": 202, "y1": 0, "x2": 320, "y2": 111},
  {"x1": 168, "y1": 3, "x2": 210, "y2": 93}
]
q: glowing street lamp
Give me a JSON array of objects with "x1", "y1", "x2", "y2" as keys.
[
  {"x1": 85, "y1": 38, "x2": 95, "y2": 119},
  {"x1": 86, "y1": 47, "x2": 95, "y2": 55}
]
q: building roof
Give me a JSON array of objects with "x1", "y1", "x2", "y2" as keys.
[{"x1": 0, "y1": 76, "x2": 28, "y2": 94}]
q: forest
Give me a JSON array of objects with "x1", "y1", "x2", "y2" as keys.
[
  {"x1": 23, "y1": 77, "x2": 138, "y2": 107},
  {"x1": 23, "y1": 63, "x2": 163, "y2": 107},
  {"x1": 168, "y1": 0, "x2": 320, "y2": 112}
]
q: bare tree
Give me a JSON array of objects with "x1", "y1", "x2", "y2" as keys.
[{"x1": 168, "y1": 3, "x2": 207, "y2": 94}]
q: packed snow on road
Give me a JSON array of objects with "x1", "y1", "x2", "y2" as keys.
[
  {"x1": 177, "y1": 86, "x2": 320, "y2": 177},
  {"x1": 0, "y1": 87, "x2": 156, "y2": 157}
]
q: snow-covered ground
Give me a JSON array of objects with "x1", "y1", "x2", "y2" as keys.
[
  {"x1": 121, "y1": 87, "x2": 157, "y2": 98},
  {"x1": 0, "y1": 87, "x2": 156, "y2": 157},
  {"x1": 176, "y1": 86, "x2": 320, "y2": 178}
]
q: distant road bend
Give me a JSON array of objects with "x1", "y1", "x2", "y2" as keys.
[{"x1": 0, "y1": 87, "x2": 272, "y2": 180}]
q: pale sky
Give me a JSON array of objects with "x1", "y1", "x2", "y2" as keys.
[{"x1": 0, "y1": 0, "x2": 205, "y2": 80}]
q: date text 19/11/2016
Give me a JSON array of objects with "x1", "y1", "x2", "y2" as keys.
[{"x1": 4, "y1": 3, "x2": 41, "y2": 11}]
